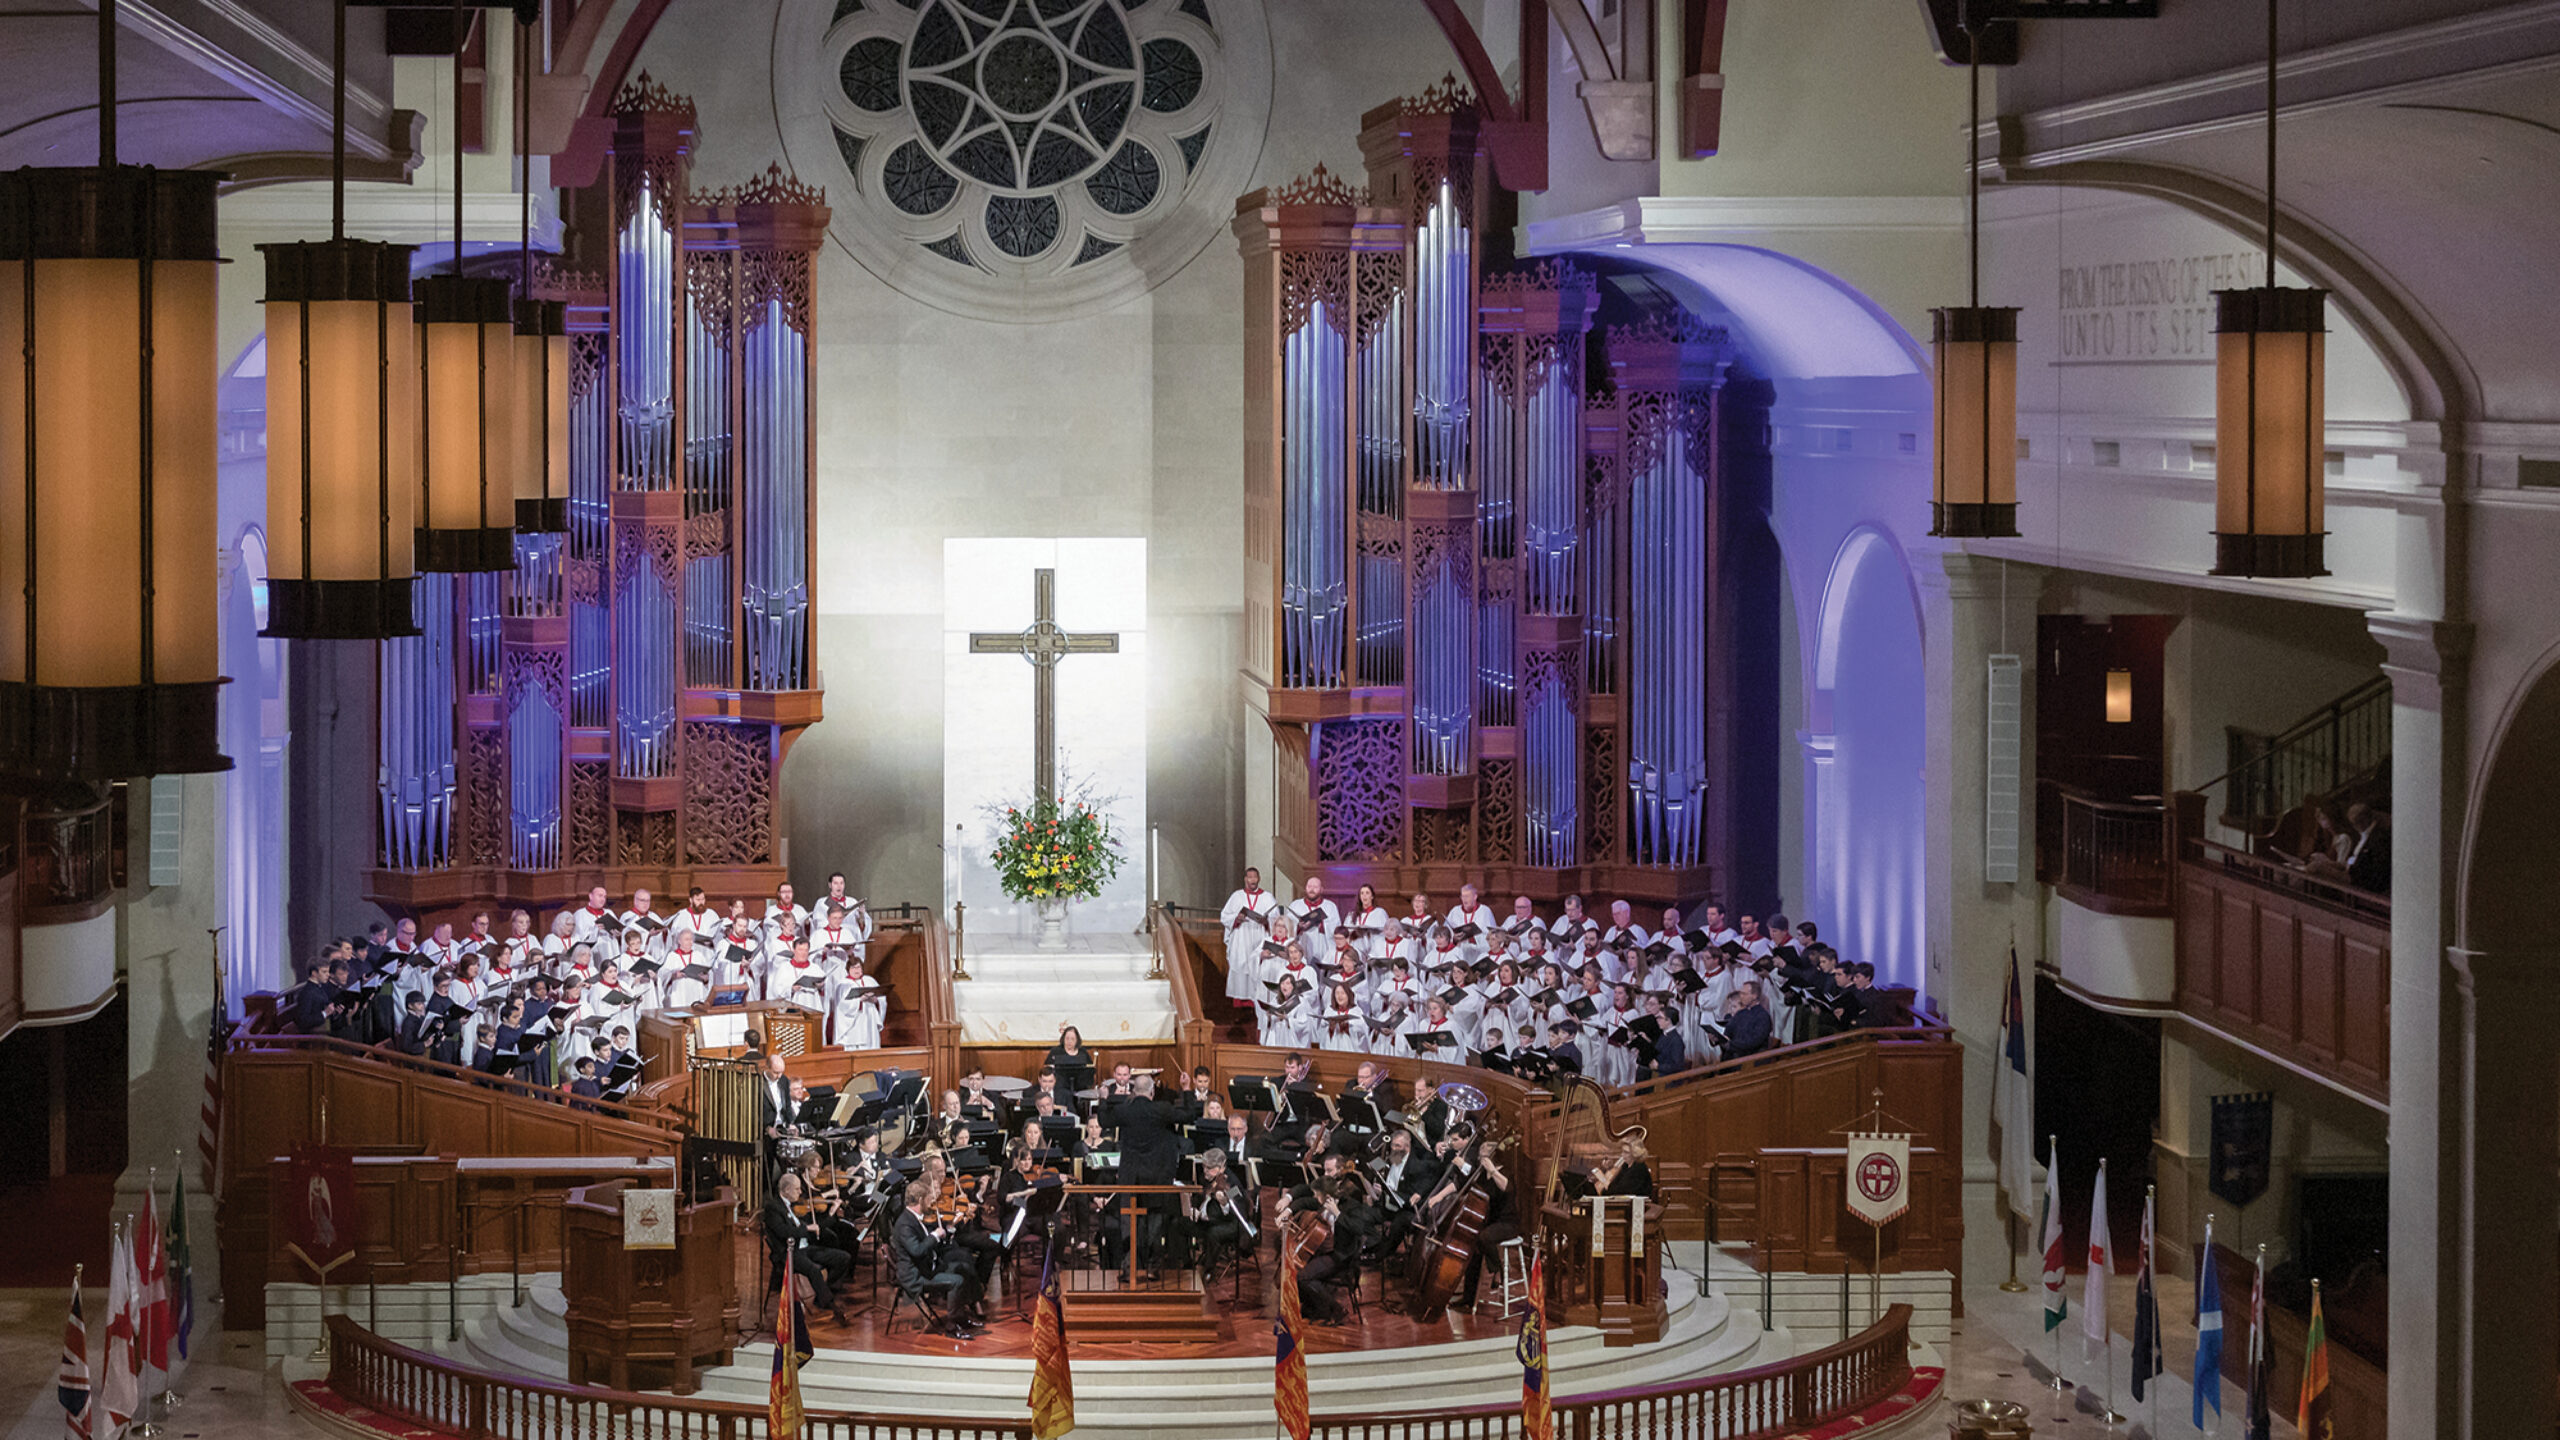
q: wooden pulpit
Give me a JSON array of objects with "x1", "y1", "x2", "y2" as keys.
[
  {"x1": 1540, "y1": 1196, "x2": 1667, "y2": 1346},
  {"x1": 560, "y1": 1179, "x2": 741, "y2": 1393}
]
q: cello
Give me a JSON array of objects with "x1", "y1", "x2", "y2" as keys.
[{"x1": 1403, "y1": 1129, "x2": 1515, "y2": 1323}]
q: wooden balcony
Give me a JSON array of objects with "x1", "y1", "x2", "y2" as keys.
[{"x1": 2170, "y1": 793, "x2": 2390, "y2": 1104}]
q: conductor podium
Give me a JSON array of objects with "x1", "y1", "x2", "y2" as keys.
[
  {"x1": 1055, "y1": 1184, "x2": 1220, "y2": 1342},
  {"x1": 560, "y1": 1180, "x2": 742, "y2": 1393}
]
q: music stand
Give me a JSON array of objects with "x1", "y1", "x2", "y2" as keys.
[
  {"x1": 1227, "y1": 1075, "x2": 1280, "y2": 1114},
  {"x1": 1335, "y1": 1091, "x2": 1385, "y2": 1134}
]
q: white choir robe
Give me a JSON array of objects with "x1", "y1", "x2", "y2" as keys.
[
  {"x1": 1259, "y1": 1002, "x2": 1315, "y2": 1048},
  {"x1": 1444, "y1": 904, "x2": 1497, "y2": 962},
  {"x1": 1399, "y1": 1011, "x2": 1466, "y2": 1066},
  {"x1": 829, "y1": 979, "x2": 887, "y2": 1050},
  {"x1": 498, "y1": 935, "x2": 543, "y2": 976},
  {"x1": 1475, "y1": 984, "x2": 1534, "y2": 1053},
  {"x1": 1365, "y1": 969, "x2": 1424, "y2": 1019},
  {"x1": 1259, "y1": 958, "x2": 1323, "y2": 1014},
  {"x1": 1547, "y1": 913, "x2": 1596, "y2": 945},
  {"x1": 1314, "y1": 1004, "x2": 1370, "y2": 1055},
  {"x1": 761, "y1": 901, "x2": 809, "y2": 944},
  {"x1": 661, "y1": 971, "x2": 711, "y2": 1011},
  {"x1": 670, "y1": 907, "x2": 714, "y2": 943},
  {"x1": 1585, "y1": 1006, "x2": 1637, "y2": 1086},
  {"x1": 393, "y1": 961, "x2": 437, "y2": 1008},
  {"x1": 569, "y1": 905, "x2": 618, "y2": 946},
  {"x1": 1286, "y1": 897, "x2": 1341, "y2": 949},
  {"x1": 421, "y1": 938, "x2": 465, "y2": 974},
  {"x1": 1218, "y1": 889, "x2": 1279, "y2": 1005},
  {"x1": 1342, "y1": 906, "x2": 1390, "y2": 955},
  {"x1": 1320, "y1": 967, "x2": 1369, "y2": 1011},
  {"x1": 617, "y1": 909, "x2": 669, "y2": 957},
  {"x1": 767, "y1": 953, "x2": 828, "y2": 1007},
  {"x1": 709, "y1": 931, "x2": 762, "y2": 989},
  {"x1": 810, "y1": 923, "x2": 862, "y2": 970}
]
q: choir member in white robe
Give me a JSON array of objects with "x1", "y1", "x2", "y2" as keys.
[
  {"x1": 762, "y1": 883, "x2": 809, "y2": 944},
  {"x1": 710, "y1": 917, "x2": 761, "y2": 991},
  {"x1": 758, "y1": 918, "x2": 805, "y2": 998},
  {"x1": 1600, "y1": 900, "x2": 1652, "y2": 954},
  {"x1": 1322, "y1": 943, "x2": 1368, "y2": 1012},
  {"x1": 495, "y1": 911, "x2": 541, "y2": 987},
  {"x1": 1342, "y1": 884, "x2": 1390, "y2": 955},
  {"x1": 1400, "y1": 892, "x2": 1437, "y2": 942},
  {"x1": 584, "y1": 964, "x2": 643, "y2": 1036},
  {"x1": 1547, "y1": 894, "x2": 1593, "y2": 945},
  {"x1": 1367, "y1": 954, "x2": 1424, "y2": 1019},
  {"x1": 1260, "y1": 975, "x2": 1316, "y2": 1047},
  {"x1": 766, "y1": 936, "x2": 826, "y2": 1006},
  {"x1": 1219, "y1": 868, "x2": 1280, "y2": 1006},
  {"x1": 538, "y1": 913, "x2": 576, "y2": 976},
  {"x1": 618, "y1": 889, "x2": 665, "y2": 952},
  {"x1": 570, "y1": 886, "x2": 618, "y2": 946},
  {"x1": 1499, "y1": 894, "x2": 1543, "y2": 945},
  {"x1": 810, "y1": 901, "x2": 864, "y2": 967},
  {"x1": 1735, "y1": 914, "x2": 1776, "y2": 961},
  {"x1": 660, "y1": 956, "x2": 712, "y2": 1011},
  {"x1": 1259, "y1": 941, "x2": 1322, "y2": 1020},
  {"x1": 828, "y1": 958, "x2": 887, "y2": 1050},
  {"x1": 1370, "y1": 917, "x2": 1421, "y2": 973},
  {"x1": 1443, "y1": 884, "x2": 1497, "y2": 961},
  {"x1": 1400, "y1": 997, "x2": 1465, "y2": 1065},
  {"x1": 448, "y1": 956, "x2": 488, "y2": 1012},
  {"x1": 1658, "y1": 907, "x2": 1691, "y2": 953},
  {"x1": 1587, "y1": 984, "x2": 1643, "y2": 1087},
  {"x1": 676, "y1": 886, "x2": 720, "y2": 944},
  {"x1": 1287, "y1": 875, "x2": 1341, "y2": 952},
  {"x1": 1479, "y1": 961, "x2": 1535, "y2": 1047},
  {"x1": 1315, "y1": 982, "x2": 1369, "y2": 1055},
  {"x1": 658, "y1": 929, "x2": 706, "y2": 1003},
  {"x1": 1698, "y1": 905, "x2": 1739, "y2": 951},
  {"x1": 421, "y1": 922, "x2": 465, "y2": 975}
]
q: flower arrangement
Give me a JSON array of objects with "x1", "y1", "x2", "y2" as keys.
[{"x1": 990, "y1": 794, "x2": 1125, "y2": 903}]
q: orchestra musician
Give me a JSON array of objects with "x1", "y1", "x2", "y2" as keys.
[
  {"x1": 890, "y1": 1178, "x2": 985, "y2": 1338},
  {"x1": 1590, "y1": 1133, "x2": 1656, "y2": 1198},
  {"x1": 1185, "y1": 1147, "x2": 1255, "y2": 1275},
  {"x1": 1100, "y1": 1073, "x2": 1185, "y2": 1279},
  {"x1": 1369, "y1": 1127, "x2": 1441, "y2": 1262},
  {"x1": 916, "y1": 1152, "x2": 1002, "y2": 1303},
  {"x1": 1419, "y1": 1134, "x2": 1517, "y2": 1313},
  {"x1": 766, "y1": 1171, "x2": 854, "y2": 1325},
  {"x1": 1285, "y1": 1165, "x2": 1377, "y2": 1325}
]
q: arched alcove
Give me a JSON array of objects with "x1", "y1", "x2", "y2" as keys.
[
  {"x1": 218, "y1": 337, "x2": 290, "y2": 1006},
  {"x1": 1813, "y1": 527, "x2": 1928, "y2": 990}
]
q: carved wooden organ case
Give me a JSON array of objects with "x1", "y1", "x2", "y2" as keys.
[
  {"x1": 1237, "y1": 84, "x2": 1736, "y2": 907},
  {"x1": 368, "y1": 78, "x2": 829, "y2": 916}
]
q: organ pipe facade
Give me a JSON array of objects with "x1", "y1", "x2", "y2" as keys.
[
  {"x1": 366, "y1": 77, "x2": 828, "y2": 918},
  {"x1": 1242, "y1": 82, "x2": 1740, "y2": 907}
]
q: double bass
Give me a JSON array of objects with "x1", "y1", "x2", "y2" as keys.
[{"x1": 1403, "y1": 1129, "x2": 1515, "y2": 1323}]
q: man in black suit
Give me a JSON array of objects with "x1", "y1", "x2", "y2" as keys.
[
  {"x1": 1100, "y1": 1075, "x2": 1184, "y2": 1277},
  {"x1": 288, "y1": 960, "x2": 337, "y2": 1035},
  {"x1": 1403, "y1": 1073, "x2": 1452, "y2": 1148},
  {"x1": 1723, "y1": 982, "x2": 1775, "y2": 1058},
  {"x1": 1545, "y1": 1021, "x2": 1584, "y2": 1076},
  {"x1": 889, "y1": 1179, "x2": 981, "y2": 1336},
  {"x1": 753, "y1": 1052, "x2": 795, "y2": 1180},
  {"x1": 1371, "y1": 1128, "x2": 1441, "y2": 1262},
  {"x1": 766, "y1": 1171, "x2": 853, "y2": 1324},
  {"x1": 394, "y1": 992, "x2": 435, "y2": 1058}
]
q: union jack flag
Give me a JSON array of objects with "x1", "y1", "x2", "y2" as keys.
[{"x1": 58, "y1": 1271, "x2": 89, "y2": 1440}]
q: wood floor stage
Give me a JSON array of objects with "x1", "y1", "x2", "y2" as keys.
[{"x1": 734, "y1": 1231, "x2": 1525, "y2": 1360}]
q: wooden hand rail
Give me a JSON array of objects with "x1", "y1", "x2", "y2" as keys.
[
  {"x1": 229, "y1": 1030, "x2": 680, "y2": 1130},
  {"x1": 323, "y1": 1313, "x2": 1032, "y2": 1440}
]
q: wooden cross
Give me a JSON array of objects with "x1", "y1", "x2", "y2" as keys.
[{"x1": 968, "y1": 568, "x2": 1120, "y2": 806}]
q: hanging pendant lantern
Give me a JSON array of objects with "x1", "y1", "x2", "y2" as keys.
[
  {"x1": 2210, "y1": 286, "x2": 2328, "y2": 578},
  {"x1": 262, "y1": 239, "x2": 422, "y2": 637},
  {"x1": 414, "y1": 273, "x2": 518, "y2": 570},
  {"x1": 0, "y1": 169, "x2": 228, "y2": 780},
  {"x1": 1930, "y1": 304, "x2": 2020, "y2": 538},
  {"x1": 512, "y1": 296, "x2": 569, "y2": 532}
]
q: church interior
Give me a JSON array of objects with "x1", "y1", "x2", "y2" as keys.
[{"x1": 0, "y1": 0, "x2": 2553, "y2": 1436}]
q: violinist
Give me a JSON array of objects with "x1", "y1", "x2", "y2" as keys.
[
  {"x1": 995, "y1": 1143, "x2": 1057, "y2": 1253},
  {"x1": 1369, "y1": 1128, "x2": 1441, "y2": 1261},
  {"x1": 1419, "y1": 1135, "x2": 1517, "y2": 1313},
  {"x1": 931, "y1": 1089, "x2": 972, "y2": 1151},
  {"x1": 766, "y1": 1171, "x2": 854, "y2": 1324},
  {"x1": 890, "y1": 1179, "x2": 984, "y2": 1338},
  {"x1": 1185, "y1": 1146, "x2": 1254, "y2": 1275},
  {"x1": 917, "y1": 1152, "x2": 1002, "y2": 1299},
  {"x1": 790, "y1": 1150, "x2": 861, "y2": 1256}
]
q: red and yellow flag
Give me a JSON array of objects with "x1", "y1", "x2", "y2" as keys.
[
  {"x1": 1275, "y1": 1239, "x2": 1310, "y2": 1440},
  {"x1": 1518, "y1": 1251, "x2": 1552, "y2": 1440},
  {"x1": 767, "y1": 1277, "x2": 805, "y2": 1440},
  {"x1": 2297, "y1": 1281, "x2": 2333, "y2": 1440},
  {"x1": 1028, "y1": 1251, "x2": 1075, "y2": 1440}
]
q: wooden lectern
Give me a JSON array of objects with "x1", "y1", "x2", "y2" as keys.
[
  {"x1": 1540, "y1": 1196, "x2": 1667, "y2": 1346},
  {"x1": 638, "y1": 1001, "x2": 826, "y2": 1082},
  {"x1": 560, "y1": 1179, "x2": 741, "y2": 1393}
]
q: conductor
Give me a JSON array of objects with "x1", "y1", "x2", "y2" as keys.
[{"x1": 1099, "y1": 1073, "x2": 1184, "y2": 1278}]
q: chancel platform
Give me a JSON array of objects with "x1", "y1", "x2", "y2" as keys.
[{"x1": 952, "y1": 945, "x2": 1175, "y2": 1045}]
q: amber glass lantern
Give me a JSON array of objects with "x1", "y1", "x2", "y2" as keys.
[
  {"x1": 2210, "y1": 286, "x2": 2327, "y2": 577},
  {"x1": 512, "y1": 296, "x2": 569, "y2": 532},
  {"x1": 262, "y1": 238, "x2": 421, "y2": 637},
  {"x1": 1930, "y1": 305, "x2": 2021, "y2": 538},
  {"x1": 414, "y1": 273, "x2": 518, "y2": 570},
  {"x1": 0, "y1": 167, "x2": 228, "y2": 778}
]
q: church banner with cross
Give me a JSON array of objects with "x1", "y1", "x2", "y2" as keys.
[
  {"x1": 1845, "y1": 1132, "x2": 1914, "y2": 1227},
  {"x1": 945, "y1": 539, "x2": 1149, "y2": 939}
]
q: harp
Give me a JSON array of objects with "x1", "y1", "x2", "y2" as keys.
[{"x1": 1539, "y1": 1073, "x2": 1646, "y2": 1209}]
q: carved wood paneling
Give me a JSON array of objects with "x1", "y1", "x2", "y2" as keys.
[
  {"x1": 1585, "y1": 723, "x2": 1622, "y2": 865},
  {"x1": 617, "y1": 810, "x2": 678, "y2": 869},
  {"x1": 1412, "y1": 805, "x2": 1472, "y2": 865},
  {"x1": 1280, "y1": 248, "x2": 1352, "y2": 338},
  {"x1": 462, "y1": 728, "x2": 506, "y2": 868},
  {"x1": 681, "y1": 721, "x2": 774, "y2": 866},
  {"x1": 568, "y1": 762, "x2": 610, "y2": 867},
  {"x1": 1313, "y1": 718, "x2": 1405, "y2": 863}
]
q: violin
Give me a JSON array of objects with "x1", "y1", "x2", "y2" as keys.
[{"x1": 929, "y1": 1172, "x2": 980, "y2": 1228}]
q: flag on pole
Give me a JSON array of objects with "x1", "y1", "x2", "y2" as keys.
[
  {"x1": 1517, "y1": 1251, "x2": 1552, "y2": 1440},
  {"x1": 100, "y1": 1226, "x2": 138, "y2": 1439},
  {"x1": 198, "y1": 1010, "x2": 231, "y2": 1193},
  {"x1": 2193, "y1": 1220, "x2": 2224, "y2": 1427},
  {"x1": 2298, "y1": 1282, "x2": 2333, "y2": 1440},
  {"x1": 58, "y1": 1270, "x2": 91, "y2": 1440},
  {"x1": 766, "y1": 1268, "x2": 806, "y2": 1440},
  {"x1": 1274, "y1": 1238, "x2": 1311, "y2": 1440},
  {"x1": 169, "y1": 1172, "x2": 195, "y2": 1369},
  {"x1": 134, "y1": 1187, "x2": 169, "y2": 1379},
  {"x1": 2245, "y1": 1249, "x2": 2270, "y2": 1440},
  {"x1": 2038, "y1": 1137, "x2": 2067, "y2": 1333},
  {"x1": 1027, "y1": 1250, "x2": 1074, "y2": 1440},
  {"x1": 1993, "y1": 949, "x2": 2034, "y2": 1216},
  {"x1": 2081, "y1": 1160, "x2": 2111, "y2": 1362},
  {"x1": 2128, "y1": 1191, "x2": 2162, "y2": 1401}
]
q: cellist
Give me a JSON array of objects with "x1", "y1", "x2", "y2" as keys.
[{"x1": 1416, "y1": 1134, "x2": 1518, "y2": 1314}]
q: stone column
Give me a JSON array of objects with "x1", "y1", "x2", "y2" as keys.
[
  {"x1": 1918, "y1": 549, "x2": 2045, "y2": 1294},
  {"x1": 287, "y1": 639, "x2": 386, "y2": 963}
]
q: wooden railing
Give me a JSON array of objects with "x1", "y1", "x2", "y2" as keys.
[
  {"x1": 226, "y1": 1029, "x2": 684, "y2": 1132},
  {"x1": 323, "y1": 1314, "x2": 1031, "y2": 1440},
  {"x1": 1156, "y1": 909, "x2": 1223, "y2": 1072},
  {"x1": 2036, "y1": 780, "x2": 2170, "y2": 916},
  {"x1": 1310, "y1": 1305, "x2": 1914, "y2": 1439},
  {"x1": 2212, "y1": 674, "x2": 2392, "y2": 832}
]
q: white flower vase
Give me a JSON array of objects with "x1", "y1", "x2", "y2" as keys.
[{"x1": 1036, "y1": 896, "x2": 1069, "y2": 951}]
